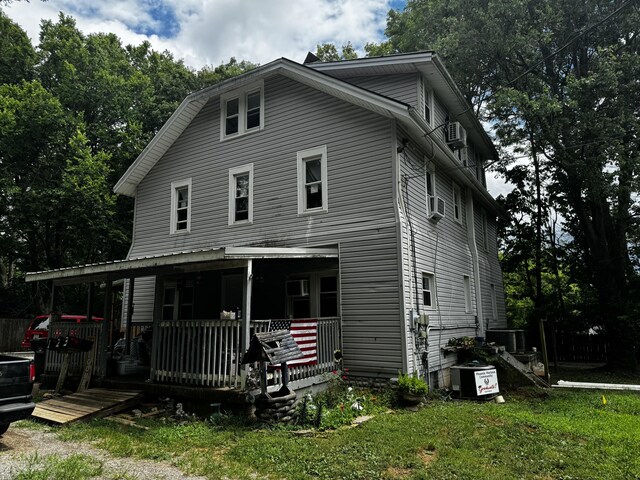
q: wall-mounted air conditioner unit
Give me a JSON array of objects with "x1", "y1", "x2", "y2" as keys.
[
  {"x1": 428, "y1": 196, "x2": 446, "y2": 220},
  {"x1": 286, "y1": 279, "x2": 309, "y2": 296},
  {"x1": 446, "y1": 122, "x2": 467, "y2": 149}
]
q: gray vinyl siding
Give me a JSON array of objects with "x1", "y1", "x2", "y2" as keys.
[
  {"x1": 121, "y1": 277, "x2": 156, "y2": 324},
  {"x1": 399, "y1": 137, "x2": 477, "y2": 383},
  {"x1": 432, "y1": 95, "x2": 448, "y2": 143},
  {"x1": 128, "y1": 74, "x2": 404, "y2": 376},
  {"x1": 341, "y1": 74, "x2": 418, "y2": 107}
]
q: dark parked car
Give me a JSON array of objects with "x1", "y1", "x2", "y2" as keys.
[
  {"x1": 0, "y1": 354, "x2": 35, "y2": 436},
  {"x1": 21, "y1": 314, "x2": 103, "y2": 349}
]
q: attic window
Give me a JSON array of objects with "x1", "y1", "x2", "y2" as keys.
[{"x1": 220, "y1": 80, "x2": 264, "y2": 140}]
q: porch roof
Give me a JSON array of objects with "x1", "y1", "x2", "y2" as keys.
[{"x1": 24, "y1": 246, "x2": 339, "y2": 286}]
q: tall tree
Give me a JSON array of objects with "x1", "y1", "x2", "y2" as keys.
[{"x1": 386, "y1": 0, "x2": 640, "y2": 367}]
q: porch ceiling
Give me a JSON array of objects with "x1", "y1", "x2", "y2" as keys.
[{"x1": 25, "y1": 246, "x2": 339, "y2": 286}]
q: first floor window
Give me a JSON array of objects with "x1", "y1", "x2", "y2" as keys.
[
  {"x1": 171, "y1": 179, "x2": 192, "y2": 234},
  {"x1": 491, "y1": 284, "x2": 498, "y2": 319},
  {"x1": 297, "y1": 145, "x2": 328, "y2": 214},
  {"x1": 422, "y1": 273, "x2": 434, "y2": 308},
  {"x1": 319, "y1": 276, "x2": 338, "y2": 317},
  {"x1": 463, "y1": 275, "x2": 472, "y2": 313},
  {"x1": 228, "y1": 164, "x2": 253, "y2": 224},
  {"x1": 162, "y1": 281, "x2": 194, "y2": 320}
]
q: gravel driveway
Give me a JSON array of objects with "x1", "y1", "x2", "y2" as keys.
[{"x1": 0, "y1": 427, "x2": 206, "y2": 480}]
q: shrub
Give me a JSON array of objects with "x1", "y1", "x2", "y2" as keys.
[{"x1": 397, "y1": 371, "x2": 429, "y2": 396}]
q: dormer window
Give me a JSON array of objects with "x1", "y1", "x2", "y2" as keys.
[{"x1": 220, "y1": 80, "x2": 264, "y2": 140}]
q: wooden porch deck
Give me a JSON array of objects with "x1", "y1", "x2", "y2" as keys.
[{"x1": 31, "y1": 388, "x2": 143, "y2": 425}]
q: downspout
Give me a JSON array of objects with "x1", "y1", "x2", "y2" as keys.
[
  {"x1": 392, "y1": 121, "x2": 410, "y2": 374},
  {"x1": 465, "y1": 189, "x2": 485, "y2": 339}
]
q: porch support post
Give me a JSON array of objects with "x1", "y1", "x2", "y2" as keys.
[
  {"x1": 125, "y1": 277, "x2": 135, "y2": 355},
  {"x1": 241, "y1": 259, "x2": 253, "y2": 389},
  {"x1": 99, "y1": 280, "x2": 113, "y2": 379},
  {"x1": 86, "y1": 283, "x2": 94, "y2": 320},
  {"x1": 49, "y1": 282, "x2": 57, "y2": 312}
]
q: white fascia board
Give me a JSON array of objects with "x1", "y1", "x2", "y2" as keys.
[
  {"x1": 113, "y1": 58, "x2": 410, "y2": 198},
  {"x1": 308, "y1": 51, "x2": 435, "y2": 72},
  {"x1": 224, "y1": 246, "x2": 339, "y2": 259},
  {"x1": 25, "y1": 248, "x2": 227, "y2": 283},
  {"x1": 278, "y1": 60, "x2": 411, "y2": 118},
  {"x1": 429, "y1": 55, "x2": 498, "y2": 159},
  {"x1": 24, "y1": 245, "x2": 340, "y2": 284}
]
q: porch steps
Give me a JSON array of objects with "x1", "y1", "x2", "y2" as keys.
[
  {"x1": 496, "y1": 350, "x2": 549, "y2": 389},
  {"x1": 31, "y1": 388, "x2": 143, "y2": 425}
]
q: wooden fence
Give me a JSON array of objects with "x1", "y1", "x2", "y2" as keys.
[
  {"x1": 555, "y1": 332, "x2": 608, "y2": 362},
  {"x1": 0, "y1": 318, "x2": 31, "y2": 352},
  {"x1": 45, "y1": 321, "x2": 105, "y2": 377}
]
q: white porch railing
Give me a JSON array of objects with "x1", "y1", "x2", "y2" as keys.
[
  {"x1": 268, "y1": 317, "x2": 341, "y2": 387},
  {"x1": 150, "y1": 317, "x2": 341, "y2": 389},
  {"x1": 45, "y1": 321, "x2": 105, "y2": 377}
]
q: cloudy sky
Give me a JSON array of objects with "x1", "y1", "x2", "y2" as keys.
[
  {"x1": 3, "y1": 0, "x2": 511, "y2": 196},
  {"x1": 4, "y1": 0, "x2": 406, "y2": 68}
]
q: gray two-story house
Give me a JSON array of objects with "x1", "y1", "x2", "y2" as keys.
[{"x1": 27, "y1": 52, "x2": 506, "y2": 392}]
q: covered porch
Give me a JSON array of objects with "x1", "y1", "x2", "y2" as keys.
[{"x1": 25, "y1": 246, "x2": 342, "y2": 394}]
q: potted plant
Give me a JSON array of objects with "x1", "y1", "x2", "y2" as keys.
[{"x1": 397, "y1": 371, "x2": 429, "y2": 405}]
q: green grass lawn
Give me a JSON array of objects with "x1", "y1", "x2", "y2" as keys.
[{"x1": 16, "y1": 366, "x2": 640, "y2": 480}]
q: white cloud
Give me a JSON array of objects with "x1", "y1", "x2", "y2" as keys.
[{"x1": 4, "y1": 0, "x2": 392, "y2": 68}]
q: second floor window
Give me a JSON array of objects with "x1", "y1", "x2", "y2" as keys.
[
  {"x1": 221, "y1": 81, "x2": 264, "y2": 140},
  {"x1": 170, "y1": 179, "x2": 192, "y2": 234},
  {"x1": 297, "y1": 145, "x2": 328, "y2": 214},
  {"x1": 452, "y1": 183, "x2": 462, "y2": 224},
  {"x1": 228, "y1": 164, "x2": 254, "y2": 225}
]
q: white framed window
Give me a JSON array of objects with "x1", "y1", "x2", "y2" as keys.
[
  {"x1": 452, "y1": 183, "x2": 462, "y2": 224},
  {"x1": 297, "y1": 145, "x2": 328, "y2": 214},
  {"x1": 419, "y1": 75, "x2": 434, "y2": 126},
  {"x1": 422, "y1": 273, "x2": 435, "y2": 308},
  {"x1": 170, "y1": 178, "x2": 192, "y2": 234},
  {"x1": 481, "y1": 209, "x2": 488, "y2": 250},
  {"x1": 228, "y1": 164, "x2": 254, "y2": 225},
  {"x1": 220, "y1": 80, "x2": 264, "y2": 140},
  {"x1": 463, "y1": 275, "x2": 472, "y2": 313},
  {"x1": 425, "y1": 163, "x2": 436, "y2": 216}
]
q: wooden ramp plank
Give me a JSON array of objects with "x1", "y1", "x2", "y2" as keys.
[{"x1": 32, "y1": 388, "x2": 143, "y2": 425}]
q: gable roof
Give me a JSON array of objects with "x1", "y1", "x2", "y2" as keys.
[{"x1": 113, "y1": 53, "x2": 500, "y2": 212}]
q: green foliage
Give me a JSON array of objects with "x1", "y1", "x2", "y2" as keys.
[
  {"x1": 315, "y1": 42, "x2": 359, "y2": 62},
  {"x1": 13, "y1": 453, "x2": 103, "y2": 480},
  {"x1": 295, "y1": 369, "x2": 390, "y2": 430},
  {"x1": 47, "y1": 378, "x2": 640, "y2": 479},
  {"x1": 397, "y1": 371, "x2": 429, "y2": 395},
  {"x1": 0, "y1": 12, "x2": 256, "y2": 315}
]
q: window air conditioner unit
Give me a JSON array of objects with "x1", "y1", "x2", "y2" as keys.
[
  {"x1": 428, "y1": 196, "x2": 446, "y2": 220},
  {"x1": 446, "y1": 122, "x2": 467, "y2": 149},
  {"x1": 286, "y1": 279, "x2": 309, "y2": 296}
]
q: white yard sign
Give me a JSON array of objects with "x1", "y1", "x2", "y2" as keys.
[{"x1": 474, "y1": 368, "x2": 499, "y2": 396}]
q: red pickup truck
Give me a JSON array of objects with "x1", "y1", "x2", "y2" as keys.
[{"x1": 21, "y1": 314, "x2": 103, "y2": 349}]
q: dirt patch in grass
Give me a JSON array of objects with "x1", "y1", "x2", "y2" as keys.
[
  {"x1": 384, "y1": 466, "x2": 412, "y2": 478},
  {"x1": 418, "y1": 447, "x2": 438, "y2": 466}
]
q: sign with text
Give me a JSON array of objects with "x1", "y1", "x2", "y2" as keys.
[{"x1": 474, "y1": 368, "x2": 499, "y2": 396}]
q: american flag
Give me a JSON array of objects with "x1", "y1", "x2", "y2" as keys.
[{"x1": 269, "y1": 318, "x2": 318, "y2": 366}]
